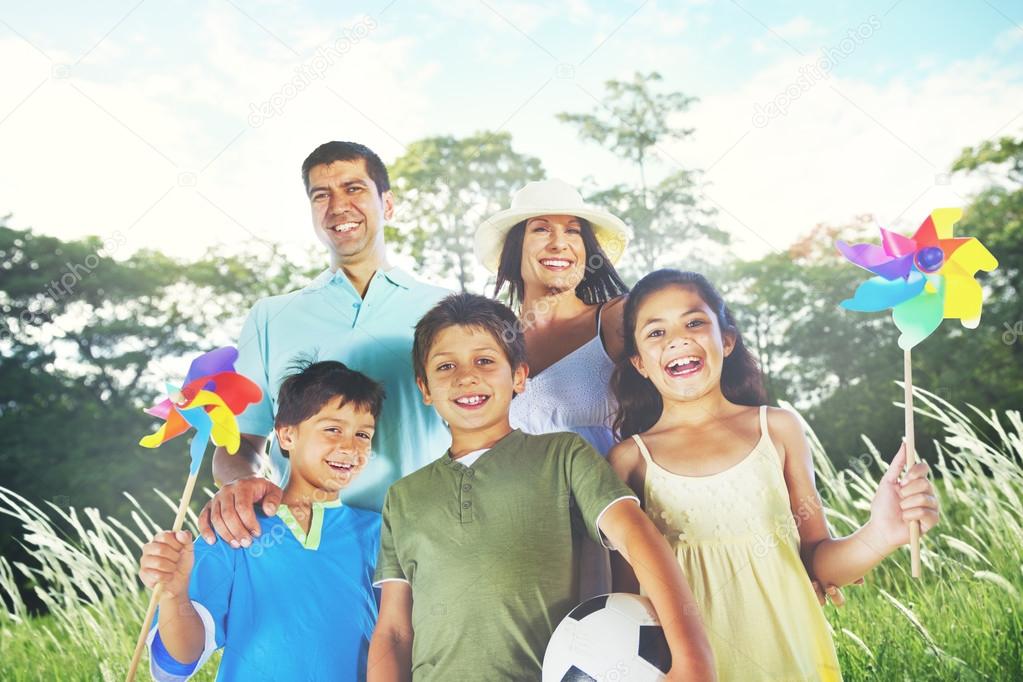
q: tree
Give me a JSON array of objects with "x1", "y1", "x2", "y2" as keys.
[
  {"x1": 0, "y1": 221, "x2": 316, "y2": 597},
  {"x1": 388, "y1": 132, "x2": 544, "y2": 292},
  {"x1": 951, "y1": 135, "x2": 1023, "y2": 329},
  {"x1": 557, "y1": 72, "x2": 726, "y2": 280}
]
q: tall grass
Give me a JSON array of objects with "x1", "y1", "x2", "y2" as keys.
[
  {"x1": 1, "y1": 388, "x2": 1021, "y2": 680},
  {"x1": 0, "y1": 485, "x2": 220, "y2": 681}
]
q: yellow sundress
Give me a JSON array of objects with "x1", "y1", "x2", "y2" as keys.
[{"x1": 633, "y1": 405, "x2": 841, "y2": 681}]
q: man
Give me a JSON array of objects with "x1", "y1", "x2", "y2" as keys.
[{"x1": 198, "y1": 141, "x2": 451, "y2": 548}]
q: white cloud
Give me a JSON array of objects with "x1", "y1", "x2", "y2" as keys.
[
  {"x1": 772, "y1": 16, "x2": 818, "y2": 40},
  {"x1": 994, "y1": 27, "x2": 1023, "y2": 53},
  {"x1": 672, "y1": 54, "x2": 1023, "y2": 257},
  {"x1": 2, "y1": 3, "x2": 1021, "y2": 286},
  {"x1": 0, "y1": 7, "x2": 436, "y2": 268}
]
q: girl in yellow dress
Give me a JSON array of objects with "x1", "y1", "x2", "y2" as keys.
[{"x1": 608, "y1": 269, "x2": 940, "y2": 681}]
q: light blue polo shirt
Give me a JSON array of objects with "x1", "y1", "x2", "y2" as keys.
[{"x1": 233, "y1": 267, "x2": 451, "y2": 512}]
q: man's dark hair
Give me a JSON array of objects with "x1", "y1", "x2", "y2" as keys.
[
  {"x1": 301, "y1": 141, "x2": 390, "y2": 195},
  {"x1": 274, "y1": 361, "x2": 386, "y2": 458},
  {"x1": 412, "y1": 293, "x2": 526, "y2": 385}
]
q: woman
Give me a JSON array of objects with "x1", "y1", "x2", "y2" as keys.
[{"x1": 475, "y1": 179, "x2": 631, "y2": 597}]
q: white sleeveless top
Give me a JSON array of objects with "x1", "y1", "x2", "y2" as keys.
[{"x1": 509, "y1": 303, "x2": 618, "y2": 456}]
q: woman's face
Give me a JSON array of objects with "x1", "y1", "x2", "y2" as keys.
[{"x1": 519, "y1": 214, "x2": 587, "y2": 293}]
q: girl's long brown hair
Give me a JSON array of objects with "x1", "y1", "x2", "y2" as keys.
[{"x1": 611, "y1": 269, "x2": 767, "y2": 439}]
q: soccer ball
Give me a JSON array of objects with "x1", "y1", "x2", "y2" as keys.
[{"x1": 542, "y1": 593, "x2": 672, "y2": 681}]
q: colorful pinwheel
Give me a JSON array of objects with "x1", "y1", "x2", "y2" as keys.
[
  {"x1": 837, "y1": 207, "x2": 998, "y2": 349},
  {"x1": 139, "y1": 346, "x2": 262, "y2": 474},
  {"x1": 836, "y1": 208, "x2": 998, "y2": 578},
  {"x1": 127, "y1": 347, "x2": 262, "y2": 681}
]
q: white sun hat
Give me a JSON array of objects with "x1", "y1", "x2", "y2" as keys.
[{"x1": 474, "y1": 179, "x2": 632, "y2": 273}]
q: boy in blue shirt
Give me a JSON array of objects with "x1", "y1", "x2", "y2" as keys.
[{"x1": 138, "y1": 361, "x2": 384, "y2": 681}]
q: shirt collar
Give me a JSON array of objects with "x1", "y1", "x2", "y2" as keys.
[
  {"x1": 440, "y1": 429, "x2": 523, "y2": 470},
  {"x1": 303, "y1": 266, "x2": 415, "y2": 292},
  {"x1": 304, "y1": 267, "x2": 335, "y2": 292},
  {"x1": 378, "y1": 267, "x2": 414, "y2": 289}
]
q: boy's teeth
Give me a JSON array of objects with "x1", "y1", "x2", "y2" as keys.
[{"x1": 456, "y1": 395, "x2": 486, "y2": 405}]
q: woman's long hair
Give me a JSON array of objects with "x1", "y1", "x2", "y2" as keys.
[
  {"x1": 493, "y1": 218, "x2": 629, "y2": 308},
  {"x1": 611, "y1": 269, "x2": 767, "y2": 439}
]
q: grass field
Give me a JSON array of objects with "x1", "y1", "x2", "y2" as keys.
[{"x1": 1, "y1": 387, "x2": 1020, "y2": 681}]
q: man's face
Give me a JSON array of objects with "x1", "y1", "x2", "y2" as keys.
[{"x1": 307, "y1": 158, "x2": 394, "y2": 264}]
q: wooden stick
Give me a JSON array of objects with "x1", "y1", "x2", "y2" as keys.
[
  {"x1": 125, "y1": 472, "x2": 199, "y2": 682},
  {"x1": 903, "y1": 349, "x2": 922, "y2": 578}
]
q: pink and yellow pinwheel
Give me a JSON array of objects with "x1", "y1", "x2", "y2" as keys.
[
  {"x1": 139, "y1": 347, "x2": 262, "y2": 474},
  {"x1": 837, "y1": 208, "x2": 999, "y2": 349}
]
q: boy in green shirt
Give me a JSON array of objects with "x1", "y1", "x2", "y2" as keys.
[{"x1": 369, "y1": 293, "x2": 715, "y2": 681}]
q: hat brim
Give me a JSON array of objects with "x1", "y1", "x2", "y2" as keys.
[{"x1": 474, "y1": 207, "x2": 632, "y2": 273}]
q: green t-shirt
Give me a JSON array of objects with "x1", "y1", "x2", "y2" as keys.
[{"x1": 374, "y1": 429, "x2": 638, "y2": 681}]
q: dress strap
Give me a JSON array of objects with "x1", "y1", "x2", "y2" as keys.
[
  {"x1": 758, "y1": 404, "x2": 769, "y2": 437},
  {"x1": 594, "y1": 300, "x2": 609, "y2": 335},
  {"x1": 631, "y1": 434, "x2": 654, "y2": 464}
]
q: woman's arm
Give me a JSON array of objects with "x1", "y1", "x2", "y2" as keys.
[
  {"x1": 774, "y1": 409, "x2": 939, "y2": 587},
  {"x1": 368, "y1": 581, "x2": 414, "y2": 682}
]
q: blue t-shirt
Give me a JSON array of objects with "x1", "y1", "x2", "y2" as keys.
[{"x1": 148, "y1": 501, "x2": 380, "y2": 681}]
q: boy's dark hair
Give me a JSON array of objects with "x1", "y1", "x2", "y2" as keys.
[
  {"x1": 493, "y1": 218, "x2": 629, "y2": 308},
  {"x1": 611, "y1": 269, "x2": 767, "y2": 439},
  {"x1": 274, "y1": 360, "x2": 386, "y2": 457},
  {"x1": 413, "y1": 293, "x2": 526, "y2": 385},
  {"x1": 301, "y1": 141, "x2": 390, "y2": 195}
]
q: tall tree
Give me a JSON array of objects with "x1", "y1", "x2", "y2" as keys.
[
  {"x1": 388, "y1": 132, "x2": 544, "y2": 292},
  {"x1": 0, "y1": 222, "x2": 315, "y2": 576},
  {"x1": 557, "y1": 72, "x2": 726, "y2": 279}
]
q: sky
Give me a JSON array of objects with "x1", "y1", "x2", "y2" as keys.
[{"x1": 1, "y1": 0, "x2": 1022, "y2": 281}]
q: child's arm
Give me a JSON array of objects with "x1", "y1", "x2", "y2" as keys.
[
  {"x1": 773, "y1": 409, "x2": 940, "y2": 587},
  {"x1": 600, "y1": 501, "x2": 716, "y2": 682},
  {"x1": 367, "y1": 581, "x2": 414, "y2": 682},
  {"x1": 138, "y1": 530, "x2": 204, "y2": 664},
  {"x1": 607, "y1": 439, "x2": 643, "y2": 594}
]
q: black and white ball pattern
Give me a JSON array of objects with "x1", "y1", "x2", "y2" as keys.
[{"x1": 542, "y1": 593, "x2": 672, "y2": 682}]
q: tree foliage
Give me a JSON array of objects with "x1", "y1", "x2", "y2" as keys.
[
  {"x1": 557, "y1": 72, "x2": 726, "y2": 279},
  {"x1": 0, "y1": 223, "x2": 315, "y2": 581},
  {"x1": 388, "y1": 132, "x2": 544, "y2": 292}
]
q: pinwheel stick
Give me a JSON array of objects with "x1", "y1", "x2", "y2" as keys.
[
  {"x1": 903, "y1": 350, "x2": 922, "y2": 578},
  {"x1": 125, "y1": 471, "x2": 199, "y2": 682}
]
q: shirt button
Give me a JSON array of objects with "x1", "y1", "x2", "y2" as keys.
[
  {"x1": 462, "y1": 484, "x2": 471, "y2": 491},
  {"x1": 462, "y1": 501, "x2": 471, "y2": 509},
  {"x1": 352, "y1": 302, "x2": 361, "y2": 310}
]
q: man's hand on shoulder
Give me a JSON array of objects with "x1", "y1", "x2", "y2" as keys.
[{"x1": 197, "y1": 476, "x2": 283, "y2": 548}]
